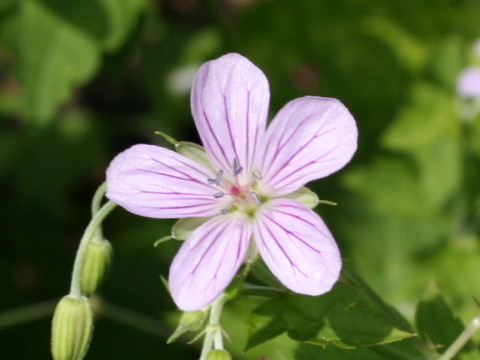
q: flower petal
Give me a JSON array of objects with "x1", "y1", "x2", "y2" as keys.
[
  {"x1": 169, "y1": 214, "x2": 251, "y2": 311},
  {"x1": 253, "y1": 198, "x2": 341, "y2": 296},
  {"x1": 457, "y1": 67, "x2": 480, "y2": 98},
  {"x1": 258, "y1": 96, "x2": 357, "y2": 196},
  {"x1": 191, "y1": 53, "x2": 269, "y2": 178},
  {"x1": 106, "y1": 144, "x2": 226, "y2": 218}
]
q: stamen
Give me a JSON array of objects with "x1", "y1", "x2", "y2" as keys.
[
  {"x1": 214, "y1": 192, "x2": 225, "y2": 198},
  {"x1": 251, "y1": 192, "x2": 262, "y2": 205},
  {"x1": 233, "y1": 158, "x2": 243, "y2": 176},
  {"x1": 252, "y1": 170, "x2": 263, "y2": 180},
  {"x1": 207, "y1": 169, "x2": 224, "y2": 185},
  {"x1": 221, "y1": 208, "x2": 229, "y2": 214}
]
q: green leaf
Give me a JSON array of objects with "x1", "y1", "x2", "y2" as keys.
[
  {"x1": 250, "y1": 259, "x2": 285, "y2": 290},
  {"x1": 245, "y1": 297, "x2": 289, "y2": 350},
  {"x1": 382, "y1": 83, "x2": 458, "y2": 152},
  {"x1": 16, "y1": 0, "x2": 146, "y2": 125},
  {"x1": 19, "y1": 0, "x2": 100, "y2": 125},
  {"x1": 343, "y1": 155, "x2": 430, "y2": 217},
  {"x1": 246, "y1": 270, "x2": 415, "y2": 351},
  {"x1": 296, "y1": 342, "x2": 416, "y2": 360},
  {"x1": 96, "y1": 0, "x2": 146, "y2": 51},
  {"x1": 415, "y1": 281, "x2": 478, "y2": 360}
]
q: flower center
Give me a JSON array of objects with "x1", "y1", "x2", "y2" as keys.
[
  {"x1": 230, "y1": 185, "x2": 241, "y2": 197},
  {"x1": 207, "y1": 159, "x2": 264, "y2": 215}
]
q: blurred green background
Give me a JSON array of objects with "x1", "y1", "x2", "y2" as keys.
[{"x1": 1, "y1": 0, "x2": 480, "y2": 359}]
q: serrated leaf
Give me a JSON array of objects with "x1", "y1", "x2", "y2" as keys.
[
  {"x1": 246, "y1": 270, "x2": 415, "y2": 351},
  {"x1": 415, "y1": 281, "x2": 478, "y2": 360}
]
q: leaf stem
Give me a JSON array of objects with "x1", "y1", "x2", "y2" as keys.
[{"x1": 438, "y1": 315, "x2": 480, "y2": 360}]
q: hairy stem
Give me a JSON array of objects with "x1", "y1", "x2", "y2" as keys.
[
  {"x1": 69, "y1": 200, "x2": 116, "y2": 298},
  {"x1": 199, "y1": 293, "x2": 228, "y2": 360}
]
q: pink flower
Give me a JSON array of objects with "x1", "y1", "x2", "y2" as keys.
[
  {"x1": 106, "y1": 53, "x2": 358, "y2": 311},
  {"x1": 457, "y1": 67, "x2": 480, "y2": 98}
]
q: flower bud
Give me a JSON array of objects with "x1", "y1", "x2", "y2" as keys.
[
  {"x1": 51, "y1": 295, "x2": 94, "y2": 360},
  {"x1": 175, "y1": 141, "x2": 211, "y2": 169},
  {"x1": 167, "y1": 309, "x2": 207, "y2": 343},
  {"x1": 206, "y1": 349, "x2": 232, "y2": 360},
  {"x1": 81, "y1": 238, "x2": 113, "y2": 296}
]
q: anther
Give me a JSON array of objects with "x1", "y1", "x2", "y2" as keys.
[
  {"x1": 233, "y1": 159, "x2": 243, "y2": 176},
  {"x1": 251, "y1": 192, "x2": 262, "y2": 205},
  {"x1": 214, "y1": 192, "x2": 225, "y2": 199},
  {"x1": 252, "y1": 170, "x2": 263, "y2": 180},
  {"x1": 221, "y1": 209, "x2": 229, "y2": 214},
  {"x1": 207, "y1": 169, "x2": 224, "y2": 186}
]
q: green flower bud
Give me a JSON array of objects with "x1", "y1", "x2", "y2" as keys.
[
  {"x1": 284, "y1": 186, "x2": 319, "y2": 209},
  {"x1": 175, "y1": 141, "x2": 211, "y2": 169},
  {"x1": 179, "y1": 310, "x2": 207, "y2": 331},
  {"x1": 167, "y1": 309, "x2": 207, "y2": 343},
  {"x1": 51, "y1": 295, "x2": 94, "y2": 360},
  {"x1": 81, "y1": 238, "x2": 113, "y2": 296},
  {"x1": 172, "y1": 217, "x2": 210, "y2": 240},
  {"x1": 206, "y1": 349, "x2": 232, "y2": 360}
]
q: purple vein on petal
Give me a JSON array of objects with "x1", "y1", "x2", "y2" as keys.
[
  {"x1": 223, "y1": 91, "x2": 241, "y2": 173},
  {"x1": 199, "y1": 103, "x2": 230, "y2": 172},
  {"x1": 256, "y1": 217, "x2": 310, "y2": 281}
]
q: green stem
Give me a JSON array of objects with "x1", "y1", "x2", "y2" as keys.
[
  {"x1": 438, "y1": 315, "x2": 480, "y2": 360},
  {"x1": 91, "y1": 182, "x2": 107, "y2": 217},
  {"x1": 199, "y1": 293, "x2": 228, "y2": 360},
  {"x1": 101, "y1": 300, "x2": 171, "y2": 338},
  {"x1": 69, "y1": 200, "x2": 116, "y2": 298},
  {"x1": 91, "y1": 182, "x2": 107, "y2": 239},
  {"x1": 242, "y1": 284, "x2": 286, "y2": 297},
  {"x1": 0, "y1": 300, "x2": 57, "y2": 330}
]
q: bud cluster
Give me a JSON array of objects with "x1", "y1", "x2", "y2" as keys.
[{"x1": 51, "y1": 186, "x2": 116, "y2": 360}]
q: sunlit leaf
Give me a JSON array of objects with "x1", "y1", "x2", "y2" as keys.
[
  {"x1": 415, "y1": 281, "x2": 478, "y2": 360},
  {"x1": 246, "y1": 269, "x2": 415, "y2": 351}
]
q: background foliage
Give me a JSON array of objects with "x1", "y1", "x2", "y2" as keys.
[{"x1": 1, "y1": 0, "x2": 480, "y2": 359}]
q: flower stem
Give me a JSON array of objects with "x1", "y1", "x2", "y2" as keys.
[
  {"x1": 69, "y1": 200, "x2": 116, "y2": 298},
  {"x1": 199, "y1": 293, "x2": 228, "y2": 360},
  {"x1": 91, "y1": 182, "x2": 107, "y2": 217},
  {"x1": 91, "y1": 182, "x2": 107, "y2": 240},
  {"x1": 100, "y1": 300, "x2": 171, "y2": 338},
  {"x1": 0, "y1": 300, "x2": 57, "y2": 330},
  {"x1": 438, "y1": 315, "x2": 480, "y2": 360}
]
